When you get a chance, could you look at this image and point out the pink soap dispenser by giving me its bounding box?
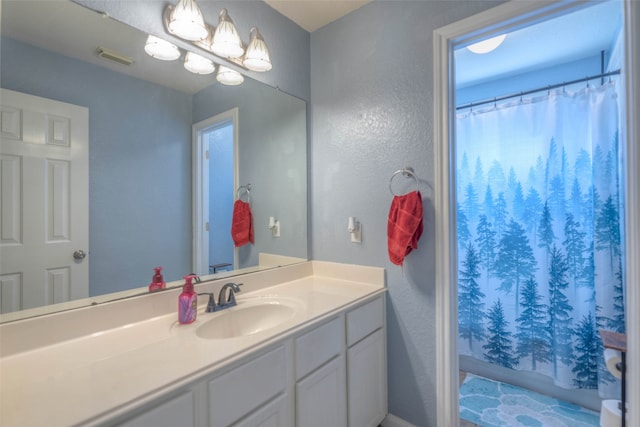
[178,275,198,324]
[148,266,166,292]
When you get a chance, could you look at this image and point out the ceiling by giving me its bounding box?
[264,0,370,32]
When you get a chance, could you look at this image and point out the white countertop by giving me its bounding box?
[0,261,385,427]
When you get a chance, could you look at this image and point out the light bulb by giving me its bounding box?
[211,9,244,58]
[168,0,208,41]
[216,65,244,85]
[243,27,272,72]
[184,52,215,74]
[144,35,180,61]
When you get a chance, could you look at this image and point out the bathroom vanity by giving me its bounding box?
[0,262,386,427]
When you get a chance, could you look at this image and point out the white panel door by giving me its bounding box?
[0,89,88,313]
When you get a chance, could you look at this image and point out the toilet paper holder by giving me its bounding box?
[600,330,627,427]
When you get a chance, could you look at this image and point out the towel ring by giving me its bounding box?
[236,184,251,202]
[389,167,419,196]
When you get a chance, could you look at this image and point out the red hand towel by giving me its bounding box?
[231,200,254,247]
[387,191,423,266]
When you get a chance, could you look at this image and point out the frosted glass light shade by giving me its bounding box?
[216,66,244,85]
[243,27,272,72]
[467,34,506,54]
[184,52,215,74]
[211,9,244,58]
[168,0,208,41]
[144,35,180,61]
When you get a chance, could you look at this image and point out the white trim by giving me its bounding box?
[381,413,418,427]
[622,2,640,427]
[433,1,639,427]
[192,108,239,276]
[433,22,458,427]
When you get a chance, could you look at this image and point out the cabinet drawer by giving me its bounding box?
[208,345,286,426]
[295,316,343,380]
[346,296,383,347]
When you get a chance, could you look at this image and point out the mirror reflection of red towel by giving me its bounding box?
[387,191,423,266]
[231,200,254,247]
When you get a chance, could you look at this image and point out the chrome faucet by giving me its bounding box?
[214,283,243,311]
[198,292,216,313]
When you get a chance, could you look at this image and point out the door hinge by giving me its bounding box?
[205,150,209,160]
[205,222,209,231]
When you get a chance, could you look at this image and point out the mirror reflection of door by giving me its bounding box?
[0,89,89,313]
[208,121,235,274]
[193,108,238,277]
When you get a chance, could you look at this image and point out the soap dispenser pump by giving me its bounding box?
[178,275,198,325]
[148,266,166,292]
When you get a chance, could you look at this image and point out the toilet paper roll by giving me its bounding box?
[600,399,626,427]
[604,348,622,379]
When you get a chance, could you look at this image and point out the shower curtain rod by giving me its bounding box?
[456,69,621,111]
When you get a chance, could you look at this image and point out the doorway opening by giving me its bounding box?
[433,1,639,427]
[193,108,238,277]
[454,2,624,425]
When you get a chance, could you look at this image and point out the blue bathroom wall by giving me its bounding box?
[1,37,193,296]
[310,2,504,426]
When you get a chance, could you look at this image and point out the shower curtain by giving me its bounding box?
[456,81,624,397]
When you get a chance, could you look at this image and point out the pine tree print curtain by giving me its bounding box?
[456,82,624,397]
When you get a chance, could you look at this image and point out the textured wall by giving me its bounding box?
[310,2,502,425]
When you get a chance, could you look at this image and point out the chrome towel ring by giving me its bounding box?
[236,183,251,202]
[389,167,419,196]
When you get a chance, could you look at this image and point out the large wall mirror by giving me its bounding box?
[0,0,307,321]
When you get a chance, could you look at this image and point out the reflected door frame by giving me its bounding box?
[192,108,239,277]
[433,1,640,426]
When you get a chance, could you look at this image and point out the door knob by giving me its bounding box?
[73,250,87,260]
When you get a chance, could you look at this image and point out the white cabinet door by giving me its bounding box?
[347,328,387,427]
[116,390,196,427]
[296,356,346,427]
[234,395,290,427]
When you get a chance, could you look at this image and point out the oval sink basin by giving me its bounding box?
[196,299,299,340]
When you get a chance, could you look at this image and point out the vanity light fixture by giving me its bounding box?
[243,27,272,72]
[216,65,244,85]
[467,34,507,54]
[164,3,273,73]
[144,35,180,61]
[211,9,244,59]
[167,0,208,41]
[184,51,215,74]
